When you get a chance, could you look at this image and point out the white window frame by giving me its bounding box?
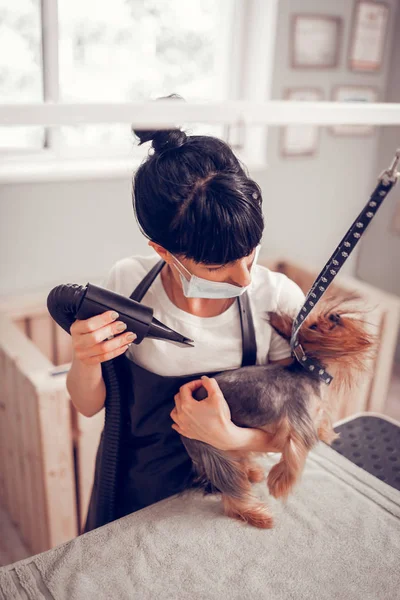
[0,0,278,182]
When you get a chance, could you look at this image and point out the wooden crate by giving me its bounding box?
[0,263,399,554]
[0,289,104,555]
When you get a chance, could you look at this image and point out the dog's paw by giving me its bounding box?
[222,495,274,529]
[267,461,295,500]
[247,464,265,483]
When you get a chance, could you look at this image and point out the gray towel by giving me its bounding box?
[1,442,399,600]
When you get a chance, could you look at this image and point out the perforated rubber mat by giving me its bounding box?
[330,415,400,491]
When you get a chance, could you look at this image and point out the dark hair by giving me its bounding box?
[131,93,264,266]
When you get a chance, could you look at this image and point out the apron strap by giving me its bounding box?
[237,292,257,367]
[130,259,166,302]
[130,258,257,367]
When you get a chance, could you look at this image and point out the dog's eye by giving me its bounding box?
[309,323,318,330]
[329,313,341,324]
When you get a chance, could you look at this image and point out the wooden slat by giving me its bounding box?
[10,358,30,547]
[368,305,400,412]
[1,348,12,515]
[13,318,28,337]
[2,349,21,528]
[0,296,52,321]
[0,345,48,554]
[19,371,48,555]
[76,409,104,532]
[54,323,73,366]
[0,350,7,509]
[37,382,78,547]
[28,313,54,363]
[0,505,30,567]
[0,348,14,516]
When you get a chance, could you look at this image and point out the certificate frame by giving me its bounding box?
[329,85,379,136]
[280,88,324,158]
[290,14,342,69]
[348,1,389,73]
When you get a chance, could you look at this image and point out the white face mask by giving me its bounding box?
[170,245,261,299]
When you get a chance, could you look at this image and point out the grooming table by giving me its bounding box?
[1,413,400,600]
[330,412,400,491]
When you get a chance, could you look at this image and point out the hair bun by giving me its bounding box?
[151,128,187,153]
[132,93,187,153]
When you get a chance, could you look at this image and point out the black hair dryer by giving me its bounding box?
[47,282,194,347]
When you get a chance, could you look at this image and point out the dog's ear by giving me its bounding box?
[265,311,293,340]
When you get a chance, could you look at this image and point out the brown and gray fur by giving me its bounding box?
[179,292,377,529]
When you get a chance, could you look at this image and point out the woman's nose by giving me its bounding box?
[228,259,252,287]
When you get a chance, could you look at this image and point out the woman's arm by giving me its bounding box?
[228,355,293,453]
[227,426,281,454]
[171,359,293,453]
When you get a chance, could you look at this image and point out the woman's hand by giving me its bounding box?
[170,375,238,451]
[70,310,136,366]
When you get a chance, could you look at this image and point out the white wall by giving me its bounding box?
[0,177,149,296]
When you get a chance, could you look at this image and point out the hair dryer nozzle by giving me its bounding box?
[47,282,195,348]
[148,317,194,347]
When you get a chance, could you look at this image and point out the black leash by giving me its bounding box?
[290,149,400,385]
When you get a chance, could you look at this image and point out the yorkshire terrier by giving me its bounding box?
[180,292,377,529]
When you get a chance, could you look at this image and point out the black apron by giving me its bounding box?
[83,259,257,532]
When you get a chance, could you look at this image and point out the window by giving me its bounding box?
[0,0,44,149]
[0,0,276,177]
[1,0,235,156]
[58,0,231,152]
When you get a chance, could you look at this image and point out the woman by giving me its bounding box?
[67,94,306,532]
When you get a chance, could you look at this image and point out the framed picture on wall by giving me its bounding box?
[349,1,389,72]
[290,14,342,69]
[281,88,324,157]
[329,85,379,136]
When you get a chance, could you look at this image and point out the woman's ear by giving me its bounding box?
[148,240,171,263]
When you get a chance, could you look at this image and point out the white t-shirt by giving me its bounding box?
[100,253,306,376]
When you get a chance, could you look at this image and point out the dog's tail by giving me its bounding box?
[182,438,250,499]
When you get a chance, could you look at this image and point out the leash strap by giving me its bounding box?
[290,149,400,385]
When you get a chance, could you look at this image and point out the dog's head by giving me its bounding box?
[266,291,378,391]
